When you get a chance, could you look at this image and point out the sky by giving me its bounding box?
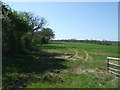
[7,2,118,41]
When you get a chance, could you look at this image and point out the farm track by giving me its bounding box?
[68,49,91,74]
[57,48,106,74]
[67,50,80,60]
[82,50,89,61]
[70,50,107,74]
[44,47,106,74]
[60,48,90,61]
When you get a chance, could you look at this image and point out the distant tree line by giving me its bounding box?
[52,39,115,46]
[2,2,55,56]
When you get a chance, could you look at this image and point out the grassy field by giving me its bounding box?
[3,42,119,88]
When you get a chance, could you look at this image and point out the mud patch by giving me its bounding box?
[53,50,82,60]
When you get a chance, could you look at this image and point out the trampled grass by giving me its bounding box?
[3,41,119,88]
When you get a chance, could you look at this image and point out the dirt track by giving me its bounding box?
[58,49,106,74]
[46,48,106,74]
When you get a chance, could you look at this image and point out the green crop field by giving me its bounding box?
[3,41,119,88]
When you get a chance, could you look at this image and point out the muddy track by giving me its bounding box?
[44,47,89,61]
[59,49,92,74]
[46,48,105,74]
[68,50,80,60]
[80,49,90,61]
[48,49,81,60]
[65,49,90,61]
[60,49,107,74]
[69,50,96,74]
[70,51,107,74]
